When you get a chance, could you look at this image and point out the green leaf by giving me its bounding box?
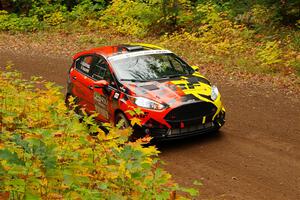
[0,149,24,165]
[8,178,25,192]
[182,187,199,197]
[25,192,40,200]
[125,109,136,116]
[98,182,108,190]
[134,107,143,115]
[193,179,203,186]
[131,172,142,179]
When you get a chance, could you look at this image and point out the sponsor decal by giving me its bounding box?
[94,93,109,119]
[113,92,120,99]
[108,50,172,61]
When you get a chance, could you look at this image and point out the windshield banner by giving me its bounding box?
[108,50,172,61]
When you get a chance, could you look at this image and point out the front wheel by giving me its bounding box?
[115,112,130,129]
[115,112,138,141]
[65,93,81,114]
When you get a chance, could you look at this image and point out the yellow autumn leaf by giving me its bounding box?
[130,117,141,126]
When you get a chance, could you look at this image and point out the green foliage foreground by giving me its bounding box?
[0,68,198,199]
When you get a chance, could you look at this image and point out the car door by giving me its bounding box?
[70,55,97,112]
[91,57,118,122]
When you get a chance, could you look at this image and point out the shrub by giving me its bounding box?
[256,41,283,72]
[0,68,198,199]
[235,4,279,29]
[0,11,40,32]
[68,0,105,24]
[100,0,161,36]
[44,11,65,26]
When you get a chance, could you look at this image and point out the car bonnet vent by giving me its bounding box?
[120,45,145,52]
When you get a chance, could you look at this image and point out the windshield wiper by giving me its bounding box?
[162,74,187,79]
[119,79,146,82]
[166,74,182,78]
[149,74,184,81]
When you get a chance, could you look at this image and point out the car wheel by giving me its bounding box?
[65,93,80,113]
[115,112,138,141]
[115,112,130,129]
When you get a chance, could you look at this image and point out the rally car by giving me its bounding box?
[66,43,225,140]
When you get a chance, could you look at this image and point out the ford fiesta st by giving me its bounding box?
[66,43,225,140]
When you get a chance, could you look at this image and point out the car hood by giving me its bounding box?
[122,73,214,107]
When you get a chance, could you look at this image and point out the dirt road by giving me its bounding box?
[1,50,300,200]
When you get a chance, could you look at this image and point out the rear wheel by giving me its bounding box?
[65,93,76,108]
[65,93,80,113]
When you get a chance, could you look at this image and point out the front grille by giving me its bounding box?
[164,102,217,127]
[149,128,168,137]
[168,122,214,136]
[150,122,217,140]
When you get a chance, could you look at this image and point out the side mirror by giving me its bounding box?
[191,65,199,71]
[94,80,109,89]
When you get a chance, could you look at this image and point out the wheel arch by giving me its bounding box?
[114,109,128,124]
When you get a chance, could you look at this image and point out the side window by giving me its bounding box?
[100,67,117,89]
[103,69,115,86]
[89,57,107,81]
[75,55,93,75]
[75,55,117,87]
[170,57,188,74]
[171,59,182,71]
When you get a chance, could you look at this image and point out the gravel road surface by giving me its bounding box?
[1,50,299,200]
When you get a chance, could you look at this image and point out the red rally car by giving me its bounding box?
[66,43,225,140]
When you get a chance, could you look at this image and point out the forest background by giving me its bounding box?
[0,0,299,78]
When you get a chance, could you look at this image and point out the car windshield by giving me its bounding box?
[109,53,194,82]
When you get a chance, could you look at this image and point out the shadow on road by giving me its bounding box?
[155,131,225,152]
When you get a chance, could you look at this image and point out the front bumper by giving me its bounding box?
[150,122,219,141]
[134,110,225,141]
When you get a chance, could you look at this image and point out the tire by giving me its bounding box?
[115,112,138,141]
[115,112,130,129]
[65,93,80,114]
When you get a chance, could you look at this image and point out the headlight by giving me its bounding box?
[211,85,219,101]
[133,97,165,110]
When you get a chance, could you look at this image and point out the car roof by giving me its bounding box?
[72,43,166,60]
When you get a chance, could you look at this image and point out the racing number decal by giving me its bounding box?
[94,93,109,119]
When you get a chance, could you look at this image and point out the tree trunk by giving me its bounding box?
[171,0,179,26]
